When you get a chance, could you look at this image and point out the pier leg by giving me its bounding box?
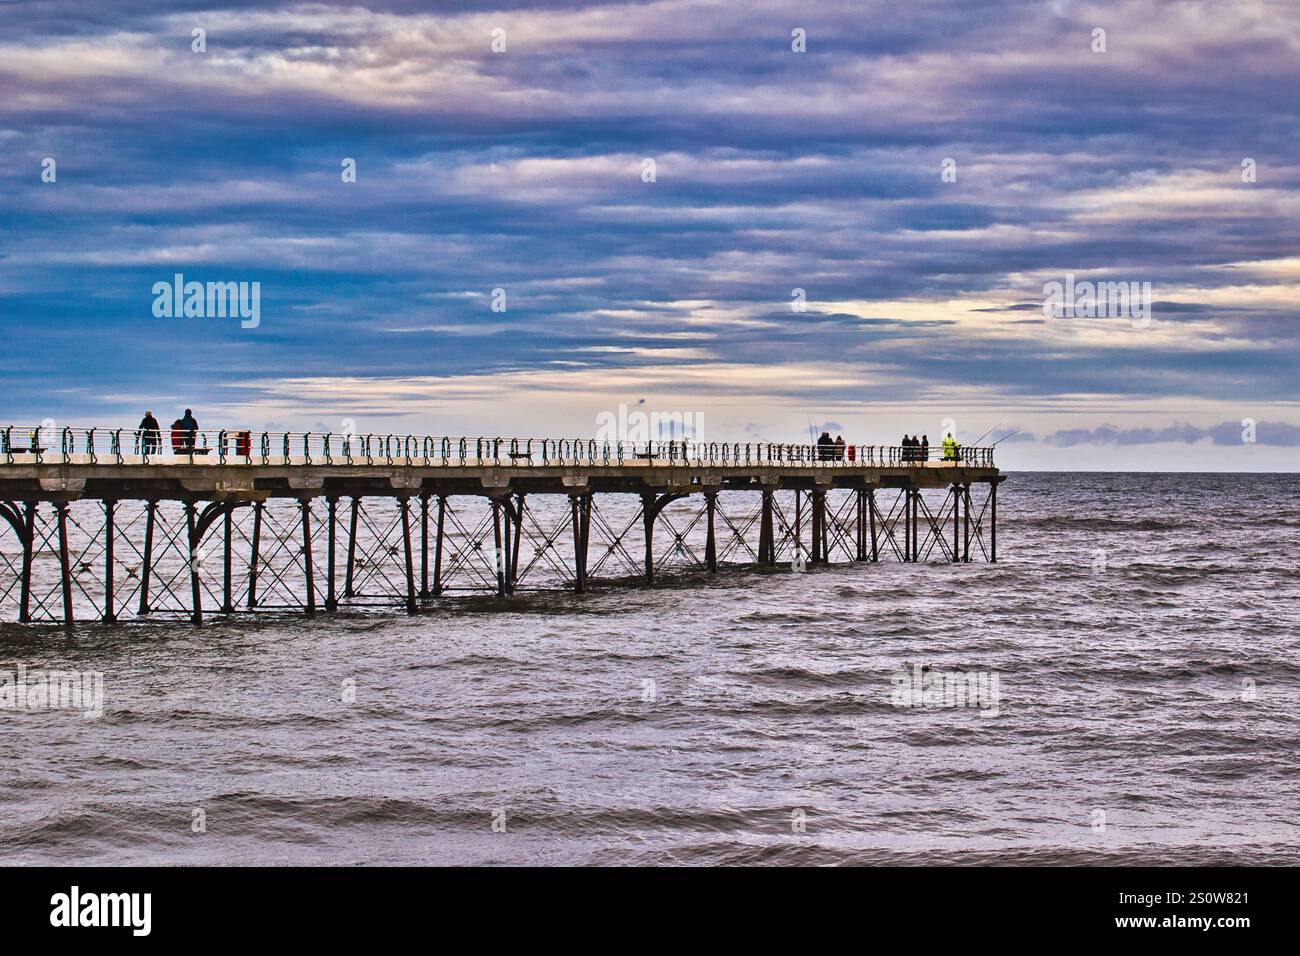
[510,495,525,589]
[759,489,774,565]
[952,484,961,563]
[500,498,513,594]
[868,489,878,562]
[419,493,430,599]
[103,500,116,623]
[820,491,829,563]
[326,497,338,611]
[57,503,73,630]
[810,490,825,564]
[18,501,35,623]
[568,494,592,592]
[990,481,998,563]
[854,489,866,561]
[343,497,360,598]
[491,497,507,597]
[186,501,202,625]
[911,489,920,563]
[794,491,803,564]
[642,494,655,582]
[399,497,416,613]
[704,491,717,573]
[570,495,585,592]
[139,500,156,615]
[580,495,591,582]
[223,505,234,613]
[433,496,446,597]
[903,491,911,563]
[811,492,820,564]
[963,483,972,563]
[248,501,263,609]
[301,499,315,616]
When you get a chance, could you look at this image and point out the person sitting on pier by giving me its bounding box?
[942,432,960,462]
[919,434,929,462]
[138,410,161,455]
[816,431,835,461]
[833,434,846,461]
[179,408,199,452]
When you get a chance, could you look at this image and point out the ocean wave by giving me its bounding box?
[1012,516,1185,531]
[598,841,1300,867]
[738,665,872,687]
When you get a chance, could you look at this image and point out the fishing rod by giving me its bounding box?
[991,428,1021,447]
[968,422,1001,447]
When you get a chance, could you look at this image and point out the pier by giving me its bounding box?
[0,426,1002,626]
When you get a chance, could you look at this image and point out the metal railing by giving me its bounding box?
[0,425,996,469]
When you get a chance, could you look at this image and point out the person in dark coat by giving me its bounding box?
[179,408,199,451]
[900,434,914,462]
[919,434,929,462]
[138,410,161,455]
[817,431,834,461]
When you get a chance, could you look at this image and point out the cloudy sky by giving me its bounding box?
[1,0,1297,470]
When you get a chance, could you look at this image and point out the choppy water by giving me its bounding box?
[2,473,1298,865]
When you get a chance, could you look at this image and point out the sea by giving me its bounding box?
[1,472,1297,865]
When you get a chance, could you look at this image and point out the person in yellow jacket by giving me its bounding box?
[941,433,959,461]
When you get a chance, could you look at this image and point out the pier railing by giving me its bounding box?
[0,426,996,469]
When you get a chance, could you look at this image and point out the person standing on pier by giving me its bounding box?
[817,431,834,461]
[900,434,913,462]
[137,410,161,455]
[942,432,959,461]
[919,435,930,462]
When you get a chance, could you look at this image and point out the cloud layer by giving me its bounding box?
[1043,421,1300,447]
[1,0,1297,468]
